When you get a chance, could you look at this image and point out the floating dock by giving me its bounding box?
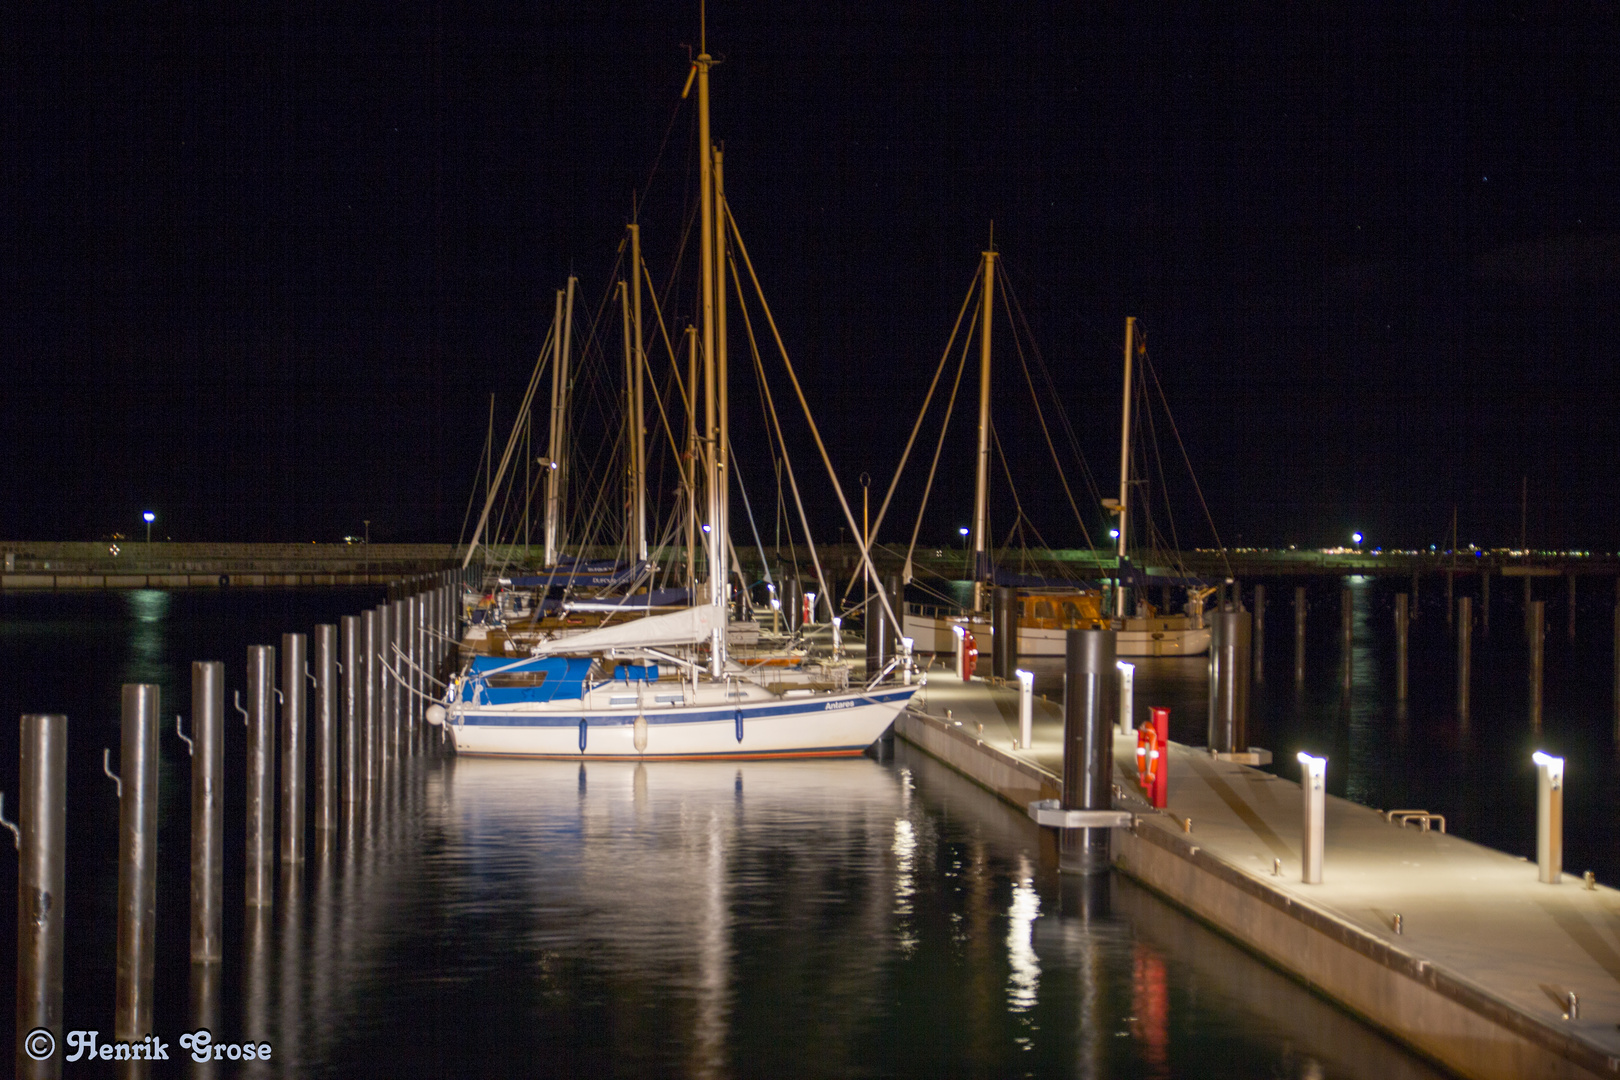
[899,668,1620,1080]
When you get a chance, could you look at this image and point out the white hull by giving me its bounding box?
[448,684,916,759]
[902,613,1210,658]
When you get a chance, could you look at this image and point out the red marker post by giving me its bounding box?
[1149,707,1170,808]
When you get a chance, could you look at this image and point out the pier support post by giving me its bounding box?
[1340,585,1353,689]
[1395,593,1409,702]
[245,646,275,907]
[341,615,361,840]
[1207,608,1251,754]
[280,633,306,866]
[16,713,66,1080]
[1294,586,1307,683]
[991,585,1017,681]
[1252,583,1265,683]
[1016,669,1034,749]
[1530,600,1545,731]
[1613,579,1620,743]
[114,684,159,1044]
[1568,573,1577,643]
[191,663,224,964]
[1060,628,1117,875]
[312,625,337,846]
[1457,596,1472,724]
[1482,569,1491,636]
[1298,752,1326,884]
[1117,661,1135,735]
[1534,751,1564,883]
[375,603,392,771]
[865,580,890,678]
[363,609,379,808]
[390,600,405,762]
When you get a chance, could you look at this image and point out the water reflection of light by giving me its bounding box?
[893,817,917,953]
[1005,855,1040,1012]
[123,589,170,686]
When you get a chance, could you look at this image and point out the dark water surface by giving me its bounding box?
[0,587,1456,1076]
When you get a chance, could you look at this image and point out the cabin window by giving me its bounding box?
[487,672,548,689]
[1033,601,1055,620]
[1062,602,1082,621]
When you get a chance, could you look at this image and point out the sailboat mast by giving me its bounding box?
[543,288,565,566]
[685,324,699,592]
[696,40,726,676]
[557,274,577,556]
[1116,316,1135,618]
[629,222,648,563]
[970,248,996,612]
[715,145,730,622]
[619,278,635,556]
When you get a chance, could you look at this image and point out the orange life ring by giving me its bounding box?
[1136,723,1159,791]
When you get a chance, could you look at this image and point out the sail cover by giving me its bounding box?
[527,603,724,656]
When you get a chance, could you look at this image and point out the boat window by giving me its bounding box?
[487,672,548,689]
[1062,602,1081,621]
[1033,601,1055,620]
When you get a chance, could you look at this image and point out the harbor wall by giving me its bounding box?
[894,704,1614,1080]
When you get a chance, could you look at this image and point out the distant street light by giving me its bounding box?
[1352,532,1363,548]
[143,511,155,543]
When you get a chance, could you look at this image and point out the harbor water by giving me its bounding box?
[0,587,1478,1075]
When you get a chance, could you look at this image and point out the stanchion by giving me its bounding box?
[114,684,159,1043]
[1534,751,1563,883]
[1298,752,1326,884]
[245,646,276,908]
[190,663,224,963]
[15,713,66,1080]
[1016,669,1034,749]
[1060,628,1117,875]
[313,625,337,845]
[280,633,307,866]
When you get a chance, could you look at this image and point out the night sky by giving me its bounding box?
[5,3,1619,551]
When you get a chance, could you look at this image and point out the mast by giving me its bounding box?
[629,222,648,563]
[696,33,726,676]
[1116,316,1136,618]
[714,144,730,624]
[970,246,996,613]
[619,278,635,557]
[557,274,577,557]
[685,324,699,593]
[543,288,565,566]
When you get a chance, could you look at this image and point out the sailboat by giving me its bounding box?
[431,25,918,758]
[898,260,1211,659]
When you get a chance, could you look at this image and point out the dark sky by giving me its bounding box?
[5,3,1620,551]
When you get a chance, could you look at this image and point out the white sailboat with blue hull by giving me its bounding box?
[438,603,916,759]
[435,26,918,758]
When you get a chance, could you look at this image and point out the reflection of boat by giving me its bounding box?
[433,27,915,757]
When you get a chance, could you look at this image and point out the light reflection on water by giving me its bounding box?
[221,747,1442,1078]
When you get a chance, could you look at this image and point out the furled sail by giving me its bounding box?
[527,603,724,656]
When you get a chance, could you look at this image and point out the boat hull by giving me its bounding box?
[448,686,917,760]
[902,613,1211,658]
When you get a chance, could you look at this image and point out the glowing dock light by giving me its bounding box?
[1533,751,1564,883]
[1297,752,1327,883]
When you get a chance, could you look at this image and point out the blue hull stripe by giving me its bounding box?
[459,688,915,729]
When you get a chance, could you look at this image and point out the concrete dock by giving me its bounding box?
[898,666,1620,1080]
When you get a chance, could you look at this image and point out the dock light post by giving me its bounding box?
[1016,668,1034,749]
[1298,752,1326,884]
[1533,751,1564,884]
[959,527,970,577]
[1116,661,1135,734]
[143,511,154,543]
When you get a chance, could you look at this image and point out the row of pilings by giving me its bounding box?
[10,565,479,1078]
